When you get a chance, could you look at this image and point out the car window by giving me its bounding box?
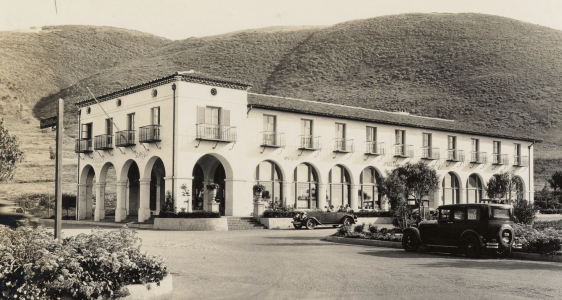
[439,209,450,220]
[491,208,511,219]
[453,209,465,221]
[467,208,479,221]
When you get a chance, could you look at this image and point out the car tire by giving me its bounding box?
[342,217,353,227]
[402,231,420,252]
[462,235,482,258]
[293,224,303,229]
[306,219,316,230]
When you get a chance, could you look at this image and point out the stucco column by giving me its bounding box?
[115,180,127,222]
[459,186,466,204]
[77,184,87,220]
[226,178,248,216]
[350,184,359,211]
[94,183,106,221]
[283,182,293,209]
[317,183,327,210]
[138,179,151,222]
[85,184,93,219]
[155,177,162,214]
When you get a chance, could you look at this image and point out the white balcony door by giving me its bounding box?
[301,119,313,148]
[263,115,276,145]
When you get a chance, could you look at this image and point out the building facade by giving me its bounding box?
[74,72,540,223]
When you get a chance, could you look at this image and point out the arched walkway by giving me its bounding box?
[293,163,319,209]
[467,173,483,203]
[191,154,234,216]
[512,175,525,201]
[327,165,351,209]
[359,167,383,210]
[442,172,461,205]
[78,165,96,220]
[95,162,117,221]
[148,158,166,214]
[254,160,284,207]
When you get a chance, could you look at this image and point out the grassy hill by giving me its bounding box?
[5,13,562,197]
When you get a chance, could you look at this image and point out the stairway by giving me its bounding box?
[227,217,266,230]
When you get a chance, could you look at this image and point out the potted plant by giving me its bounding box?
[253,183,266,203]
[206,181,220,202]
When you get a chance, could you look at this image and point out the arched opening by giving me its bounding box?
[98,162,117,220]
[467,174,483,203]
[192,154,233,216]
[126,161,141,216]
[149,158,166,213]
[213,164,226,215]
[360,167,382,210]
[512,176,525,201]
[192,163,205,211]
[79,165,96,220]
[442,172,460,205]
[327,165,351,209]
[293,163,318,209]
[254,160,283,207]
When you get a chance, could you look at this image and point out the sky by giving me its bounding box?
[1,0,562,40]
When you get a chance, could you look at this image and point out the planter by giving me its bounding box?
[208,189,217,202]
[62,274,172,300]
[259,218,294,229]
[356,217,394,224]
[154,218,227,231]
[325,235,402,248]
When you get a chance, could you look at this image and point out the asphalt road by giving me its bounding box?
[61,226,562,300]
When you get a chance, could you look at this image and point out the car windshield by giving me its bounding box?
[491,208,511,219]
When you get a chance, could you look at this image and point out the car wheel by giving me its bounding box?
[402,231,420,252]
[342,217,353,227]
[306,219,316,230]
[293,224,303,229]
[462,236,482,258]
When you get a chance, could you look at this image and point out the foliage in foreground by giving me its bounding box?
[158,211,220,218]
[513,224,562,256]
[262,208,301,218]
[0,226,168,300]
[334,224,403,242]
[0,119,24,184]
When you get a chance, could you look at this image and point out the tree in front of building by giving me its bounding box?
[0,119,24,184]
[486,172,534,224]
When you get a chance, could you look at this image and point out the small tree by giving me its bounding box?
[548,171,562,194]
[160,191,174,214]
[61,194,76,217]
[485,172,523,203]
[0,120,24,184]
[513,199,535,224]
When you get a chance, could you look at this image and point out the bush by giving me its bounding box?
[0,225,168,300]
[262,209,301,218]
[513,200,536,224]
[533,220,562,231]
[336,225,351,237]
[539,209,562,214]
[391,205,419,229]
[513,224,562,256]
[158,211,220,218]
[354,210,393,218]
[368,224,379,233]
[354,223,366,233]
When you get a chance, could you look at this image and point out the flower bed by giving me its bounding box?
[158,210,220,218]
[0,225,168,300]
[333,223,403,242]
[514,222,562,256]
[262,209,301,218]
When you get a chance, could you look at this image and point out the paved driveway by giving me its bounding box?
[62,226,562,300]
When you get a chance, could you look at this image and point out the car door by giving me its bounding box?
[451,207,467,246]
[437,207,454,245]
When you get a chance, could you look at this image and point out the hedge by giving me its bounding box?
[354,210,393,218]
[513,224,562,256]
[262,210,301,218]
[158,211,220,218]
[539,209,562,214]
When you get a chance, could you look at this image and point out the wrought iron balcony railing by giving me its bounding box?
[139,125,161,143]
[196,124,237,142]
[298,135,321,150]
[261,131,285,147]
[446,149,465,162]
[75,139,93,153]
[115,130,136,147]
[470,151,487,164]
[365,141,385,155]
[394,144,413,158]
[513,156,529,167]
[94,134,113,150]
[333,138,354,153]
[421,147,440,160]
[493,153,509,165]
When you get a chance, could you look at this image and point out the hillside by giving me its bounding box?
[0,26,170,197]
[5,13,562,196]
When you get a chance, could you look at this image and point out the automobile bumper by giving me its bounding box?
[485,242,499,249]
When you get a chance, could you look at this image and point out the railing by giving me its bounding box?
[196,124,237,142]
[394,144,413,157]
[365,141,385,155]
[261,131,285,147]
[74,139,93,153]
[421,147,440,160]
[115,130,136,147]
[470,151,487,164]
[513,155,529,167]
[139,125,161,143]
[94,134,113,150]
[333,138,354,152]
[298,135,321,150]
[493,153,509,165]
[446,149,465,162]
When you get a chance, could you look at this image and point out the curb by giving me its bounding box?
[39,219,154,229]
[511,252,562,263]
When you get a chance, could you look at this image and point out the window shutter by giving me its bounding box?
[222,109,230,126]
[197,106,205,124]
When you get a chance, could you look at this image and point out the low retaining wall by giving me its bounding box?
[122,274,173,300]
[356,217,394,224]
[325,235,403,249]
[260,218,294,229]
[153,218,228,231]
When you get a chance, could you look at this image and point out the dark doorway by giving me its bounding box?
[214,164,226,216]
[192,163,204,211]
[128,162,140,216]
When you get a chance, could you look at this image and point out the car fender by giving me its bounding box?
[497,224,514,247]
[307,217,321,225]
[403,227,422,243]
[460,230,483,246]
[343,216,356,224]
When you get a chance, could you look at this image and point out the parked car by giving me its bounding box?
[0,202,40,229]
[402,203,521,258]
[292,211,357,229]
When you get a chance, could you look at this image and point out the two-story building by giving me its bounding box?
[74,71,541,223]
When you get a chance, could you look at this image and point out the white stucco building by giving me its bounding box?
[74,71,540,222]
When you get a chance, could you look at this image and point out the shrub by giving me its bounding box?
[161,191,174,214]
[354,210,393,218]
[262,208,300,218]
[391,205,419,229]
[158,211,220,218]
[513,224,562,256]
[336,225,352,237]
[368,224,379,233]
[513,200,536,224]
[539,209,562,214]
[0,225,168,300]
[354,223,366,233]
[533,220,562,231]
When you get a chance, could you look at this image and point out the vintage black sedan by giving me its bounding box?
[402,203,521,258]
[293,211,357,229]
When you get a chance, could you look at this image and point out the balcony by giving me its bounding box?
[261,131,285,147]
[365,141,385,155]
[493,154,509,165]
[139,125,161,143]
[75,139,93,153]
[298,135,321,150]
[470,151,487,164]
[333,138,354,153]
[421,147,440,160]
[196,124,237,142]
[394,144,414,158]
[115,130,136,147]
[514,156,529,167]
[446,150,465,162]
[94,134,113,150]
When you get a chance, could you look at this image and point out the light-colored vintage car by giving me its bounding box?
[292,211,357,229]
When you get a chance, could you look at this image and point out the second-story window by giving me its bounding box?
[81,123,92,140]
[127,113,135,131]
[493,141,501,163]
[366,126,376,142]
[422,133,432,158]
[205,107,220,125]
[448,136,457,151]
[151,107,160,125]
[263,115,277,145]
[335,123,346,150]
[514,143,521,165]
[302,119,312,136]
[395,129,406,155]
[105,118,113,135]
